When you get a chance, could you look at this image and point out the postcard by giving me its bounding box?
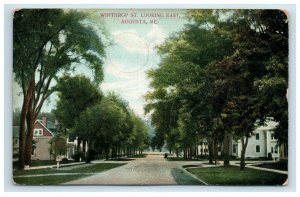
[12,8,288,186]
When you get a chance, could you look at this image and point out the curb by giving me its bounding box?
[181,166,209,185]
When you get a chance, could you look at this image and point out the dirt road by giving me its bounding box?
[65,153,204,185]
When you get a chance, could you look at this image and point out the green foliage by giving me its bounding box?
[145,9,288,163]
[13,9,107,167]
[13,9,105,88]
[72,93,149,158]
[72,151,86,162]
[49,133,67,158]
[54,75,102,129]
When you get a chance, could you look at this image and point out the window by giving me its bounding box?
[233,144,237,154]
[271,133,276,140]
[256,145,260,153]
[274,146,278,154]
[256,133,260,140]
[271,147,274,153]
[34,129,43,136]
[31,146,35,155]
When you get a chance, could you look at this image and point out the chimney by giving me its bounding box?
[42,116,47,127]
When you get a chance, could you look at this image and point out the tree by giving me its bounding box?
[130,114,149,155]
[73,97,127,160]
[54,75,102,131]
[49,133,67,160]
[13,9,106,168]
[145,9,288,169]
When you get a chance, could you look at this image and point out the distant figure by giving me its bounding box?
[164,153,168,158]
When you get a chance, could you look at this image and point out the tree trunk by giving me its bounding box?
[18,96,28,169]
[223,133,230,166]
[105,147,109,160]
[24,95,35,166]
[213,140,218,165]
[111,146,114,159]
[208,141,213,164]
[18,77,35,169]
[196,144,198,160]
[240,137,249,170]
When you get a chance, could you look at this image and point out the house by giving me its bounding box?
[32,117,55,160]
[194,120,280,159]
[66,137,89,160]
[231,120,280,159]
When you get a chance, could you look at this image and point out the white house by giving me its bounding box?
[231,120,280,159]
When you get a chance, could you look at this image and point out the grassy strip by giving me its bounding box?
[254,161,288,171]
[13,160,75,169]
[186,166,287,185]
[73,163,125,173]
[13,174,89,185]
[167,157,200,161]
[127,154,147,158]
[13,163,125,176]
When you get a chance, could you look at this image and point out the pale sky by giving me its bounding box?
[13,9,187,119]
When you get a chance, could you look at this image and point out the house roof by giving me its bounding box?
[36,120,55,136]
[256,120,279,131]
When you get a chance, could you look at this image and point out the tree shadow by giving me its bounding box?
[171,168,204,185]
[105,158,135,161]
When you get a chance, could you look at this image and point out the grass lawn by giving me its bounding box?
[13,160,76,169]
[13,174,89,185]
[127,154,147,158]
[30,159,75,167]
[13,163,126,185]
[254,160,288,171]
[167,157,200,161]
[186,166,287,185]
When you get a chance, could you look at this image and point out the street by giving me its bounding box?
[65,153,204,185]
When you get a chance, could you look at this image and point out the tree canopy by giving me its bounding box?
[145,9,288,169]
[13,9,106,167]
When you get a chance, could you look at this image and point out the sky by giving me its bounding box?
[13,9,188,119]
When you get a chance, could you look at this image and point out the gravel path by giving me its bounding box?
[64,153,205,185]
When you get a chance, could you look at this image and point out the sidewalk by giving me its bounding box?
[24,162,85,170]
[231,161,288,175]
[183,160,288,175]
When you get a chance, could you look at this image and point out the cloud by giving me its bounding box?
[101,62,151,117]
[147,24,168,48]
[104,25,168,118]
[111,25,168,55]
[128,102,146,118]
[111,30,149,54]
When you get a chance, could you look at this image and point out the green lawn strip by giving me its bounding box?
[13,163,126,176]
[13,174,89,185]
[167,157,201,161]
[70,163,125,173]
[253,161,288,171]
[186,166,287,185]
[127,154,147,158]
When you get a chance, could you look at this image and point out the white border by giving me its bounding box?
[1,0,298,195]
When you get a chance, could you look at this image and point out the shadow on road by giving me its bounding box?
[105,158,135,161]
[171,168,203,185]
